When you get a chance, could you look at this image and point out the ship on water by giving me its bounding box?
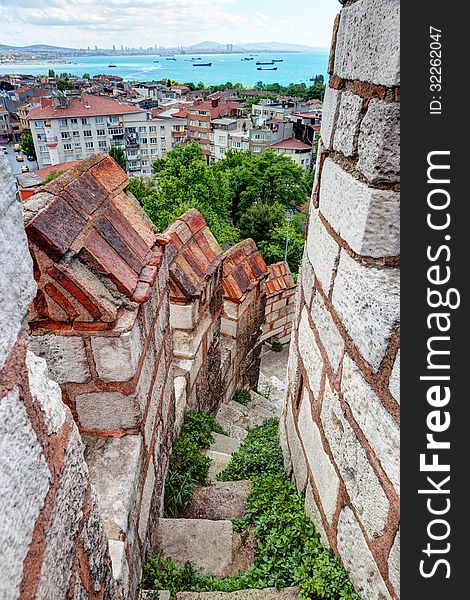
[257,66,278,71]
[256,60,275,65]
[193,62,212,67]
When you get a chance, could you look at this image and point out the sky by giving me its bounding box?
[0,0,340,49]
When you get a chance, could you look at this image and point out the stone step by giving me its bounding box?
[156,519,256,577]
[203,449,232,483]
[210,432,242,455]
[249,390,282,417]
[181,480,252,520]
[176,588,299,599]
[216,401,270,433]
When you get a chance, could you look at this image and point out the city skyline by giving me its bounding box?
[0,0,339,50]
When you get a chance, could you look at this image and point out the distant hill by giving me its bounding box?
[186,41,326,52]
[0,44,76,52]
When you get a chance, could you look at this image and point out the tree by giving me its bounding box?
[83,73,91,79]
[109,146,126,170]
[48,69,55,77]
[21,132,36,160]
[258,211,307,274]
[56,80,73,91]
[238,201,285,246]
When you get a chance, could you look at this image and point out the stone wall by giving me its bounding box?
[261,261,296,346]
[221,239,269,402]
[281,1,400,599]
[0,153,116,599]
[21,155,176,598]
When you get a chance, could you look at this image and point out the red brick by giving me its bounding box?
[94,217,144,273]
[139,265,158,286]
[353,80,386,101]
[80,230,138,297]
[132,281,152,304]
[33,289,49,318]
[61,171,108,215]
[195,232,217,263]
[186,211,206,234]
[89,156,128,194]
[45,283,79,319]
[47,266,102,319]
[105,203,151,261]
[329,75,344,90]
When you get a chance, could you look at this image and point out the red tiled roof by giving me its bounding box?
[271,137,312,150]
[264,261,295,296]
[164,209,223,303]
[35,161,82,181]
[24,154,169,328]
[293,112,321,119]
[222,239,268,303]
[28,94,144,121]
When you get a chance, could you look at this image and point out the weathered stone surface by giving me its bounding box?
[388,529,400,596]
[389,350,400,405]
[321,381,389,538]
[320,86,341,150]
[332,252,400,370]
[304,483,329,547]
[28,334,91,384]
[337,507,392,600]
[285,401,307,491]
[182,481,251,520]
[357,99,400,184]
[320,159,400,257]
[210,432,242,455]
[298,307,323,399]
[26,350,66,435]
[0,154,36,369]
[170,302,195,330]
[76,391,140,430]
[0,387,51,600]
[334,0,400,87]
[174,375,188,434]
[300,253,314,308]
[203,450,232,483]
[156,518,236,576]
[298,391,339,523]
[306,210,340,295]
[332,91,363,156]
[36,427,88,600]
[342,356,400,493]
[216,401,266,432]
[91,324,142,382]
[108,540,129,586]
[177,589,299,599]
[84,435,142,540]
[138,460,156,543]
[310,293,344,374]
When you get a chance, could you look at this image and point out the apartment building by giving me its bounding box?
[0,105,12,141]
[250,98,307,126]
[270,137,313,168]
[28,93,164,176]
[187,99,240,158]
[152,106,189,153]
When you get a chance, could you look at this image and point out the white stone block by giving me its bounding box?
[388,529,400,596]
[170,302,195,330]
[342,355,400,493]
[28,334,91,384]
[298,307,324,399]
[321,380,389,538]
[389,350,400,404]
[307,210,340,296]
[221,316,237,338]
[320,86,341,150]
[108,540,129,586]
[76,391,139,430]
[144,357,166,444]
[300,253,314,308]
[357,99,400,184]
[298,390,339,523]
[332,252,400,370]
[334,0,400,87]
[0,387,51,600]
[91,319,142,382]
[26,350,66,435]
[320,158,400,257]
[332,91,363,156]
[174,376,188,434]
[304,484,329,547]
[285,401,307,491]
[138,460,156,543]
[310,293,344,374]
[337,507,392,600]
[0,154,36,370]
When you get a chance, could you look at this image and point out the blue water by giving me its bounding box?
[4,51,329,86]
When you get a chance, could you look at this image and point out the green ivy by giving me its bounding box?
[233,389,251,406]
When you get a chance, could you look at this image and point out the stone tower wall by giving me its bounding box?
[280,1,400,599]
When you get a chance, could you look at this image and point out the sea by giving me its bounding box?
[2,51,329,86]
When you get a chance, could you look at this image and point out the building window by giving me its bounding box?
[61,131,70,139]
[97,129,106,136]
[83,130,92,137]
[253,146,261,153]
[42,158,51,165]
[98,141,107,149]
[81,118,88,125]
[34,120,45,128]
[37,134,46,141]
[63,143,72,151]
[65,155,76,162]
[141,149,148,155]
[150,137,158,145]
[160,125,165,131]
[139,126,147,133]
[39,145,48,153]
[218,136,225,143]
[85,141,94,149]
[108,116,120,124]
[149,125,156,132]
[59,119,68,127]
[70,118,78,125]
[150,149,157,155]
[190,120,197,126]
[72,131,80,138]
[74,142,81,148]
[95,116,104,124]
[140,137,147,144]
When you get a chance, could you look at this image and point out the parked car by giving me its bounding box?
[16,154,24,162]
[21,165,29,173]
[13,143,21,152]
[27,155,34,161]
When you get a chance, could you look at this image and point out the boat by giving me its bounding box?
[241,57,254,61]
[108,64,117,68]
[257,67,278,71]
[153,60,159,63]
[191,57,202,61]
[165,57,177,61]
[256,61,275,65]
[193,62,212,67]
[272,59,283,62]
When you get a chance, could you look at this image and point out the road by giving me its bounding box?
[1,142,38,177]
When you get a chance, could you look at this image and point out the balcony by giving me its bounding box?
[127,164,141,172]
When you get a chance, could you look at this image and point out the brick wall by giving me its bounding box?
[0,153,116,599]
[221,239,269,401]
[261,261,296,346]
[21,155,176,598]
[281,1,400,599]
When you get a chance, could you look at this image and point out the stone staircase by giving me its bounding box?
[143,392,298,599]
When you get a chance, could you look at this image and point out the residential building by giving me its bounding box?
[270,137,313,168]
[248,119,293,154]
[250,98,307,126]
[187,99,239,158]
[0,104,12,141]
[28,93,157,176]
[209,117,240,161]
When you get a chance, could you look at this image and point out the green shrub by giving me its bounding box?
[233,389,251,405]
[181,411,225,448]
[217,418,284,481]
[271,341,283,352]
